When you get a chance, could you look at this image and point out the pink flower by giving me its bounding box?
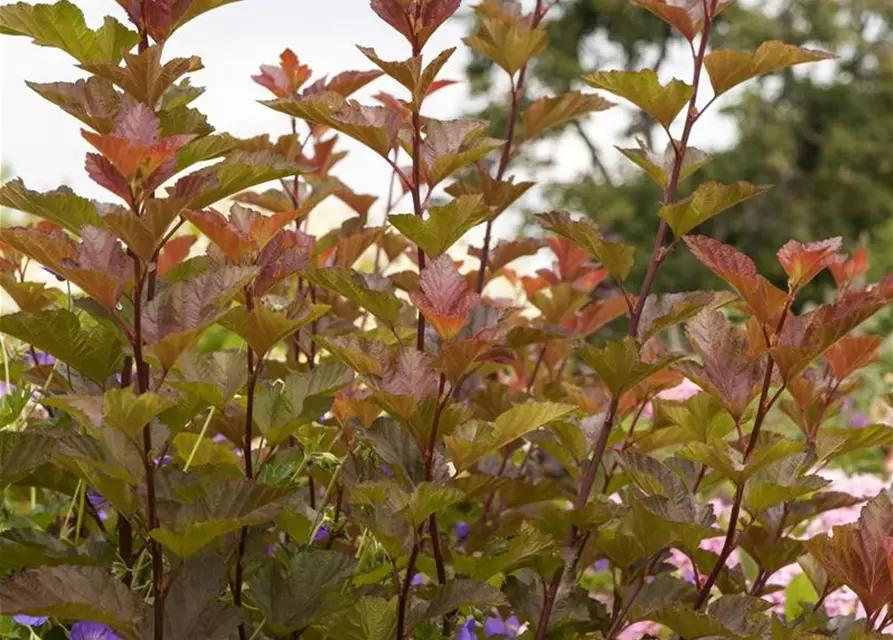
[618,620,663,639]
[643,379,701,418]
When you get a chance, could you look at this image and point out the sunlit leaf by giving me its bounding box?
[523,91,614,139]
[578,337,683,396]
[583,69,692,128]
[0,179,104,234]
[659,181,769,238]
[409,255,480,339]
[389,195,490,258]
[537,211,634,282]
[705,41,836,96]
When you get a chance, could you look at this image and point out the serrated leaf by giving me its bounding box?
[463,12,548,75]
[104,198,184,260]
[254,363,353,445]
[218,303,328,355]
[303,267,402,326]
[578,337,683,396]
[400,482,464,527]
[776,237,842,290]
[0,276,60,312]
[803,492,893,616]
[27,76,122,133]
[172,151,307,210]
[161,551,242,640]
[616,139,709,189]
[0,179,104,234]
[0,309,122,384]
[175,133,238,173]
[685,235,789,330]
[583,69,693,128]
[103,388,174,438]
[263,92,399,157]
[389,194,489,258]
[522,91,614,138]
[652,391,736,442]
[172,432,241,468]
[409,255,480,339]
[0,431,59,487]
[674,309,766,420]
[151,480,294,558]
[0,0,139,63]
[659,181,769,237]
[637,290,737,342]
[705,41,836,96]
[360,46,454,103]
[815,425,893,464]
[0,566,147,632]
[248,548,357,633]
[422,118,503,187]
[0,529,103,570]
[445,402,574,471]
[418,579,507,622]
[537,210,634,282]
[80,45,203,106]
[631,0,706,41]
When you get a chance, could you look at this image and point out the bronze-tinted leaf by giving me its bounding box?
[409,255,480,339]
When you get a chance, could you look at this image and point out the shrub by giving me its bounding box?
[0,0,891,639]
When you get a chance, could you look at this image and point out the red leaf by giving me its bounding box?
[409,255,480,339]
[829,247,869,289]
[252,49,312,98]
[157,234,197,277]
[183,208,253,263]
[426,78,458,96]
[824,334,882,381]
[370,0,413,42]
[684,235,788,330]
[85,153,133,206]
[381,348,439,399]
[322,69,384,98]
[776,236,842,289]
[114,101,160,145]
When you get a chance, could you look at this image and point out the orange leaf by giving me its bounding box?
[776,237,842,289]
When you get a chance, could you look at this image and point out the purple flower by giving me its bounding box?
[458,618,477,640]
[593,559,609,571]
[411,572,427,586]
[71,621,123,640]
[455,521,470,543]
[212,433,227,444]
[265,543,276,557]
[154,455,172,467]
[484,614,520,638]
[87,490,110,521]
[314,524,329,542]
[13,615,49,627]
[30,351,55,366]
[0,381,10,396]
[381,461,394,477]
[849,411,870,428]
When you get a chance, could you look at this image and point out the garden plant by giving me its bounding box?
[0,0,892,639]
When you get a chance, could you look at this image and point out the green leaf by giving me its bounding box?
[218,303,328,355]
[102,388,175,438]
[0,529,103,570]
[0,309,123,384]
[616,139,709,189]
[445,402,575,471]
[583,69,693,128]
[400,482,464,526]
[649,604,739,638]
[659,181,769,237]
[577,337,683,395]
[324,596,396,640]
[815,425,893,464]
[455,523,554,581]
[175,133,238,173]
[172,151,307,210]
[303,268,403,326]
[705,41,836,97]
[150,480,294,559]
[463,13,548,75]
[388,195,490,258]
[417,579,507,622]
[637,290,737,342]
[248,548,357,633]
[537,210,635,282]
[0,0,139,63]
[423,119,504,188]
[0,179,104,234]
[172,433,241,468]
[651,391,736,442]
[784,572,818,621]
[0,566,147,632]
[0,431,58,487]
[678,438,804,485]
[522,91,614,138]
[254,363,354,445]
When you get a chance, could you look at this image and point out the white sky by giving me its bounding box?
[0,0,755,264]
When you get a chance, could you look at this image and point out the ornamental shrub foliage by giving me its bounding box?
[0,0,891,639]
